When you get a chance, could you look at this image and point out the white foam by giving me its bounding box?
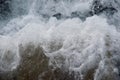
[0,0,120,79]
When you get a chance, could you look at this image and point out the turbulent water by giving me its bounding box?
[0,0,120,80]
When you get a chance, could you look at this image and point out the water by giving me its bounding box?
[0,0,120,80]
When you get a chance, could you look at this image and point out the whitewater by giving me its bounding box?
[0,0,120,80]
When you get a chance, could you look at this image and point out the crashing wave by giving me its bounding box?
[0,0,120,80]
